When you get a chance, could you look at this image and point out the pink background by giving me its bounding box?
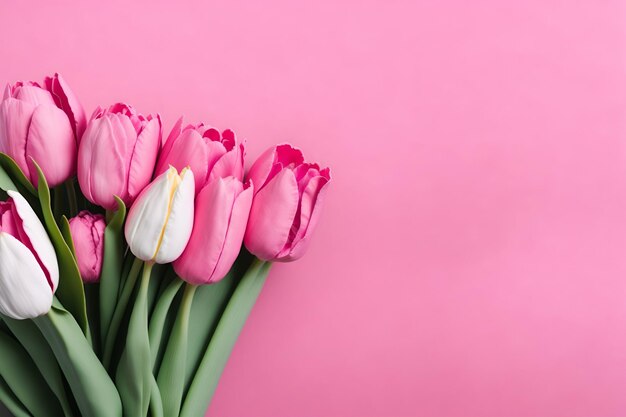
[2,1,626,416]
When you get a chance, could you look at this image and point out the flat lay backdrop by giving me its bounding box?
[2,1,626,416]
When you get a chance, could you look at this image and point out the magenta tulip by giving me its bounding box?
[0,73,86,187]
[77,103,162,210]
[244,144,330,262]
[174,177,253,284]
[155,117,244,193]
[68,211,105,283]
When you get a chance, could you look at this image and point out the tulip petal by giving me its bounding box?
[0,233,52,319]
[160,116,184,158]
[14,85,56,107]
[26,104,76,187]
[78,116,130,209]
[8,191,59,291]
[244,169,299,260]
[211,182,253,282]
[155,129,208,192]
[247,144,304,193]
[45,74,87,140]
[174,177,240,284]
[278,174,329,261]
[126,116,161,202]
[0,98,36,179]
[124,172,171,261]
[154,170,195,263]
[210,142,245,183]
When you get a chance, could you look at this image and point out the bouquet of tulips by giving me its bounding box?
[0,73,330,417]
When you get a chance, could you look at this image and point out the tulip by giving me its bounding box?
[244,144,330,262]
[0,191,58,319]
[77,103,161,210]
[0,73,86,187]
[68,211,105,283]
[125,166,194,264]
[155,118,244,193]
[174,177,253,284]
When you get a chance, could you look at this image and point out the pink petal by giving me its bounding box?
[155,128,209,192]
[126,116,161,202]
[0,98,36,180]
[26,104,76,187]
[247,144,303,194]
[244,169,299,261]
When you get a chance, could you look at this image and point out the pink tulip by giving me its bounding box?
[155,117,244,193]
[77,103,162,210]
[244,144,330,262]
[68,211,105,283]
[0,73,86,187]
[174,177,253,284]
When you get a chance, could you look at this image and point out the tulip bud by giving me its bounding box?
[244,144,330,262]
[77,103,162,210]
[0,73,86,187]
[174,177,253,284]
[68,211,105,283]
[0,191,59,319]
[125,166,194,264]
[155,118,244,193]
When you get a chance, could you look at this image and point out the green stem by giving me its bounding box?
[180,259,271,417]
[116,262,154,417]
[157,284,197,417]
[102,257,143,369]
[65,181,78,217]
[149,278,184,369]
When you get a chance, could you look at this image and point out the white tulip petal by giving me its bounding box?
[154,170,195,263]
[124,172,171,261]
[7,190,59,291]
[0,233,53,319]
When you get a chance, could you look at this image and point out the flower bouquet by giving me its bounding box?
[0,73,330,417]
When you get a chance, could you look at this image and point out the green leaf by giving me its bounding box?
[33,162,88,335]
[34,302,122,417]
[157,284,197,417]
[59,216,76,255]
[0,153,36,195]
[116,262,153,417]
[149,278,183,369]
[0,376,30,417]
[100,197,126,345]
[180,259,271,417]
[0,327,64,417]
[2,317,75,417]
[0,160,18,195]
[183,261,248,397]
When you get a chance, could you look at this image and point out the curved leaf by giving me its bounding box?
[180,259,271,417]
[0,376,30,417]
[0,328,64,417]
[3,317,75,417]
[33,162,88,334]
[0,153,35,195]
[100,197,126,344]
[34,302,122,417]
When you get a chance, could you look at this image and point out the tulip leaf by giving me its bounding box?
[60,215,76,255]
[2,316,76,417]
[33,162,89,335]
[0,327,64,417]
[157,283,197,417]
[0,153,36,195]
[116,262,153,417]
[34,301,122,417]
[149,277,183,369]
[180,259,271,417]
[0,376,30,417]
[182,254,252,397]
[100,196,127,346]
[0,162,17,196]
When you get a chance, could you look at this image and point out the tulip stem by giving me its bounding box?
[102,257,143,369]
[64,181,78,217]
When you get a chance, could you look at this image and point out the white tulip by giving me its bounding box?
[125,166,195,264]
[0,191,58,319]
